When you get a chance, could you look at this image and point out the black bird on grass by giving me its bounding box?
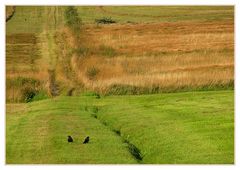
[68,136,73,142]
[83,136,90,144]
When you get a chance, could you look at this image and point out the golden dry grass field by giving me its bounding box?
[6,6,234,99]
[67,20,234,94]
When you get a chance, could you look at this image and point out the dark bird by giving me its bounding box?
[68,136,73,142]
[83,136,90,144]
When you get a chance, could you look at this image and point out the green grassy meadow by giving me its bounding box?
[6,90,234,164]
[6,6,234,34]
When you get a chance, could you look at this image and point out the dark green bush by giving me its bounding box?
[21,86,37,103]
[6,77,43,103]
[86,67,99,80]
[95,17,116,24]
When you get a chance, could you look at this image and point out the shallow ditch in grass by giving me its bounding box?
[88,105,144,163]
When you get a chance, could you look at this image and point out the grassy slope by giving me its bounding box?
[6,97,136,164]
[6,6,234,34]
[96,90,234,164]
[6,90,234,164]
[85,6,233,23]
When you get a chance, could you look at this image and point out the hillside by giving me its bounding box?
[6,90,234,164]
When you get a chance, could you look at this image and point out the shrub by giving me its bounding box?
[86,67,99,80]
[95,17,116,24]
[6,77,42,103]
[21,86,37,103]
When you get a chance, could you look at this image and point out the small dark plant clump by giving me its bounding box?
[6,76,43,102]
[92,106,99,113]
[91,113,97,119]
[21,86,37,103]
[113,129,121,136]
[86,66,100,80]
[91,106,99,118]
[95,17,116,24]
[99,45,117,57]
[95,93,101,99]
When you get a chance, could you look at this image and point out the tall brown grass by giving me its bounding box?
[63,21,234,94]
[6,20,234,99]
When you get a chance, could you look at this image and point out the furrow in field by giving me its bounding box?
[89,105,144,163]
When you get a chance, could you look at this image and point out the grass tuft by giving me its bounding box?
[99,45,117,57]
[86,66,100,80]
[95,17,116,24]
